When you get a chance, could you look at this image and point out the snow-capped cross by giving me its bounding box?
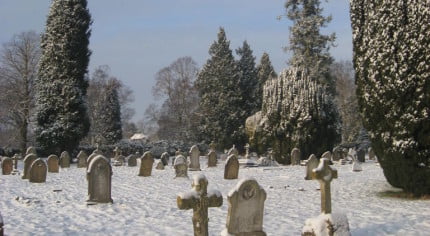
[177,174,223,236]
[312,158,338,214]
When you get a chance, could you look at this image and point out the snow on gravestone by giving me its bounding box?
[160,152,169,166]
[207,150,217,167]
[139,151,154,177]
[29,158,47,183]
[174,155,188,178]
[291,148,301,165]
[188,145,201,171]
[22,154,37,179]
[87,155,113,204]
[224,154,239,180]
[25,146,37,155]
[227,145,239,158]
[177,174,222,236]
[59,151,70,168]
[305,154,319,180]
[1,157,13,175]
[221,178,267,236]
[47,155,59,173]
[77,151,88,168]
[155,161,165,170]
[321,151,332,163]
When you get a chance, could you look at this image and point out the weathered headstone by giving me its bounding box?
[174,155,188,178]
[1,157,13,175]
[207,150,217,167]
[60,151,70,168]
[160,152,169,166]
[26,146,37,155]
[11,154,20,172]
[332,146,343,161]
[222,178,267,236]
[29,158,47,183]
[227,145,239,158]
[47,155,59,173]
[305,154,319,180]
[189,145,201,171]
[368,147,376,160]
[312,158,338,214]
[321,151,332,162]
[155,161,165,170]
[357,148,365,162]
[138,151,154,177]
[22,154,37,179]
[224,154,239,180]
[177,174,223,236]
[291,148,301,165]
[209,141,216,152]
[87,155,113,203]
[127,153,138,167]
[77,151,88,168]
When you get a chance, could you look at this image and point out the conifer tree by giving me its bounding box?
[195,28,244,149]
[35,0,91,154]
[236,41,258,115]
[256,52,277,110]
[351,0,430,195]
[96,80,122,145]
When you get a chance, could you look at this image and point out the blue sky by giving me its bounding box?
[0,0,352,122]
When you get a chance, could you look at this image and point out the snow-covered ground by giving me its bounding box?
[1,157,429,235]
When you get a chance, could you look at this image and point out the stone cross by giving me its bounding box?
[244,143,250,159]
[177,174,223,236]
[311,158,338,214]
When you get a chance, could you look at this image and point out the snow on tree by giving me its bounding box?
[95,79,122,145]
[35,0,91,154]
[350,0,430,195]
[195,28,245,150]
[246,0,340,163]
[256,52,277,111]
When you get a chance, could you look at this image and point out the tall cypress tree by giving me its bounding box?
[35,0,91,154]
[96,80,122,145]
[236,41,258,115]
[195,28,244,149]
[351,0,430,195]
[256,52,277,110]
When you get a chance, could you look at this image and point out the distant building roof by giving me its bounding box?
[130,133,148,140]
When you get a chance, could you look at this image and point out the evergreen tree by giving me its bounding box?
[195,28,244,150]
[351,0,430,195]
[256,52,277,110]
[236,41,259,115]
[285,0,336,94]
[96,79,122,145]
[35,0,91,154]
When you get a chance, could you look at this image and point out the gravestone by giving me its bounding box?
[87,155,113,203]
[227,145,239,157]
[60,151,71,168]
[207,150,217,167]
[77,151,88,168]
[26,146,37,155]
[209,141,216,152]
[29,158,47,183]
[312,158,338,214]
[87,152,101,170]
[224,154,239,180]
[177,174,223,236]
[291,148,301,165]
[174,155,188,178]
[321,151,332,162]
[127,153,138,167]
[305,154,319,180]
[222,178,267,236]
[1,157,13,175]
[11,154,20,173]
[368,147,375,160]
[155,161,165,170]
[160,152,169,166]
[357,148,365,162]
[22,154,37,179]
[189,145,201,171]
[138,151,154,177]
[113,155,126,166]
[352,160,363,172]
[244,143,250,159]
[332,146,343,161]
[47,155,59,173]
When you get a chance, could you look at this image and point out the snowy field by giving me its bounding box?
[1,157,429,235]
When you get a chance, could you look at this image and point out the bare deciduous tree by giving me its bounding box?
[0,31,40,153]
